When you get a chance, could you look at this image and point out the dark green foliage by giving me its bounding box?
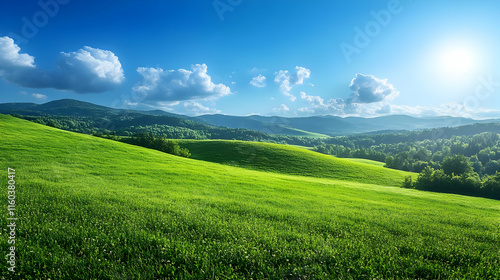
[402,176,414,188]
[482,172,500,199]
[484,160,500,175]
[315,130,500,176]
[441,155,473,176]
[409,166,499,199]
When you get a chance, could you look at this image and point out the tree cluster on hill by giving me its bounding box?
[313,129,500,177]
[120,132,191,158]
[402,155,500,200]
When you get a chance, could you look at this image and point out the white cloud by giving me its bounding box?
[250,74,266,88]
[0,36,35,68]
[274,66,311,102]
[0,37,124,93]
[32,93,47,100]
[296,74,402,117]
[283,92,296,102]
[300,91,328,110]
[295,74,402,117]
[60,47,124,84]
[347,73,399,104]
[291,66,311,85]
[132,64,231,106]
[297,89,500,119]
[183,101,221,115]
[273,104,290,113]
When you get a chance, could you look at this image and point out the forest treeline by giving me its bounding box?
[402,155,500,199]
[314,130,500,176]
[122,132,191,158]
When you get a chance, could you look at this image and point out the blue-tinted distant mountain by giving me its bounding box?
[0,99,184,118]
[194,114,328,137]
[1,99,500,136]
[196,113,500,136]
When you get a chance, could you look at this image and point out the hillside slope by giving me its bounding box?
[177,140,413,187]
[1,114,499,279]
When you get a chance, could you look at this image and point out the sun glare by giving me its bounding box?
[440,48,475,75]
[437,46,478,80]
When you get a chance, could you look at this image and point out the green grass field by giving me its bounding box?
[1,114,499,279]
[343,158,386,167]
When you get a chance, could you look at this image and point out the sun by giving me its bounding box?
[437,46,478,79]
[428,42,483,94]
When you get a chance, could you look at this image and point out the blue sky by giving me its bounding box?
[0,0,499,118]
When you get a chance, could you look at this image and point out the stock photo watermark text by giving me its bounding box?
[340,0,403,63]
[213,0,242,21]
[6,168,17,273]
[8,0,71,44]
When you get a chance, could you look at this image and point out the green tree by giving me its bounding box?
[484,160,500,175]
[441,155,472,176]
[482,172,500,199]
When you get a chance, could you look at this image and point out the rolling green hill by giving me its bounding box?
[177,140,413,187]
[343,158,386,167]
[1,114,499,279]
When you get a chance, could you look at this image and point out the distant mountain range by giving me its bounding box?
[1,99,499,136]
[197,114,500,136]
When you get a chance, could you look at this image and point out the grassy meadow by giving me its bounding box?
[1,114,499,279]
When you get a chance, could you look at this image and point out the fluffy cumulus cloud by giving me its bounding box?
[297,73,399,116]
[183,101,221,115]
[299,91,346,115]
[132,64,231,105]
[0,36,124,93]
[274,66,310,101]
[250,74,266,88]
[0,36,35,68]
[347,73,399,104]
